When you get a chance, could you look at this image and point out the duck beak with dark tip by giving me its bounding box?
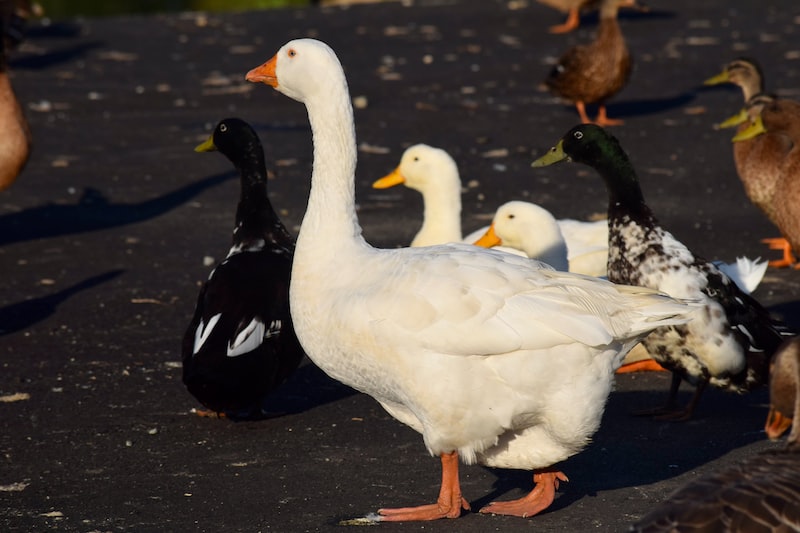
[531,140,570,167]
[246,55,278,87]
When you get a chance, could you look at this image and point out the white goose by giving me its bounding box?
[374,143,609,275]
[246,38,696,522]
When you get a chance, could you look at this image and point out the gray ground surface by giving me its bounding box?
[2,0,800,531]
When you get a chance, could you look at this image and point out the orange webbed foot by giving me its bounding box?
[377,451,469,522]
[377,498,470,521]
[193,408,226,419]
[479,471,568,518]
[616,359,666,373]
[761,237,797,268]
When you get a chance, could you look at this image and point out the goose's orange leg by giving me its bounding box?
[479,470,568,518]
[378,451,469,521]
[761,237,798,268]
[548,8,580,34]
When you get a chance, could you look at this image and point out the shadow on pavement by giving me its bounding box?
[0,171,235,246]
[0,269,125,335]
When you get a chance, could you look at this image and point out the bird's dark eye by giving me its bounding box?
[413,157,419,162]
[574,131,583,140]
[287,48,297,58]
[508,214,515,220]
[220,123,227,133]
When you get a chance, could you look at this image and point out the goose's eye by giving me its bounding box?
[413,157,419,162]
[507,214,515,220]
[287,48,297,58]
[219,123,227,133]
[574,131,583,140]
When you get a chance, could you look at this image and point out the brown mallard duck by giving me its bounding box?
[716,94,787,228]
[730,98,800,268]
[0,1,32,191]
[537,0,646,34]
[544,0,632,126]
[629,337,800,532]
[704,57,764,103]
[706,58,800,267]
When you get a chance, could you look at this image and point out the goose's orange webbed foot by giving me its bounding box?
[479,470,568,518]
[377,451,470,521]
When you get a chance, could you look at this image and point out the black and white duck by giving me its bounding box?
[181,118,304,419]
[629,336,800,532]
[533,124,792,420]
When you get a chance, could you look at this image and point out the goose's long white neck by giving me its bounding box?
[296,84,366,262]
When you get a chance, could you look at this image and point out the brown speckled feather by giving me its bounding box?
[631,449,800,533]
[732,98,795,225]
[631,338,800,533]
[748,100,800,255]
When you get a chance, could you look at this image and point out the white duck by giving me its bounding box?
[246,38,696,522]
[373,143,610,275]
[471,201,569,271]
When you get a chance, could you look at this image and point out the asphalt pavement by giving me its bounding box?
[2,0,800,531]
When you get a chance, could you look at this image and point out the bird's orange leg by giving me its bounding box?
[377,451,469,521]
[548,8,580,34]
[575,101,593,124]
[479,470,568,518]
[594,105,624,126]
[761,237,798,268]
[616,359,666,373]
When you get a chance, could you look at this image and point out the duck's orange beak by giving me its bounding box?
[246,55,278,87]
[765,405,793,440]
[372,167,405,189]
[473,224,502,248]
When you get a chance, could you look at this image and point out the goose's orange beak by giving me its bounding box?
[246,55,278,87]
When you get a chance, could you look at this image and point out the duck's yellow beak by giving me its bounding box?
[531,140,568,167]
[716,108,749,129]
[372,167,405,189]
[246,55,278,87]
[473,224,502,249]
[194,135,217,153]
[703,70,730,86]
[732,116,767,142]
[765,405,793,440]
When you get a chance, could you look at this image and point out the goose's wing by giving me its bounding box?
[354,244,688,357]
